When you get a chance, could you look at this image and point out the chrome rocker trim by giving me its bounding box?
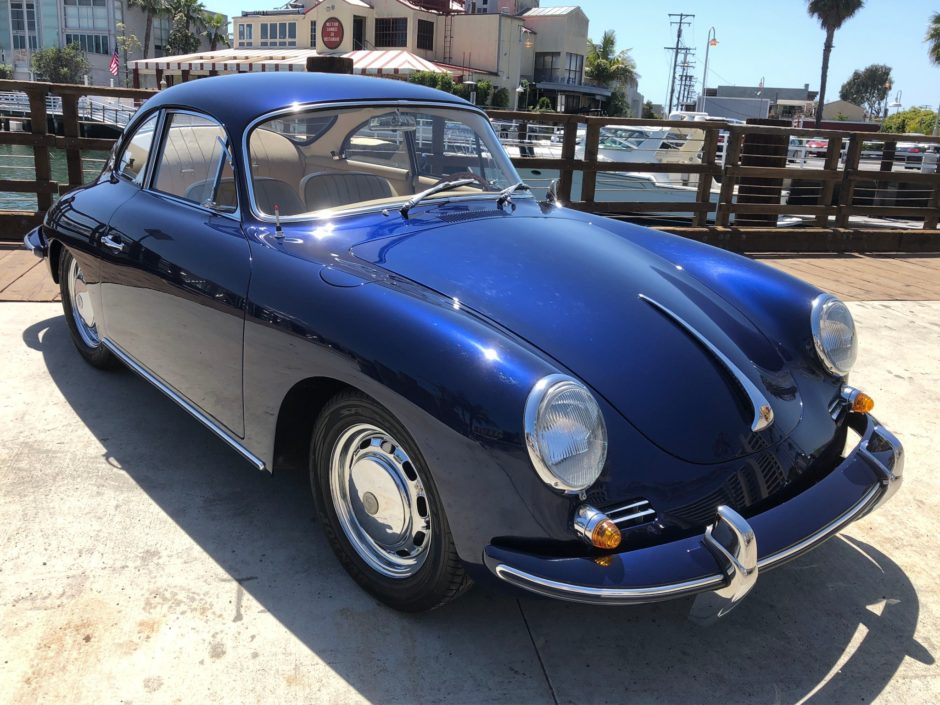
[639,294,774,432]
[103,338,267,472]
[490,414,902,620]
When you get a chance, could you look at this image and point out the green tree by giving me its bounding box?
[128,0,167,60]
[927,12,940,65]
[202,12,228,51]
[882,106,937,135]
[407,70,438,87]
[475,79,492,106]
[165,0,206,55]
[641,100,659,119]
[807,0,865,128]
[606,88,630,117]
[0,64,13,80]
[491,87,509,109]
[838,63,892,118]
[31,44,90,84]
[536,96,553,112]
[585,29,637,87]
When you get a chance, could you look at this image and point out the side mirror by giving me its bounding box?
[546,178,560,204]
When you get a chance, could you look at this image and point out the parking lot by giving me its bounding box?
[1,291,938,704]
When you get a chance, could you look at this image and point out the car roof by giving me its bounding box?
[140,72,472,133]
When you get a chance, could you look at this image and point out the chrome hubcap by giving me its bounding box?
[67,257,99,347]
[330,423,431,579]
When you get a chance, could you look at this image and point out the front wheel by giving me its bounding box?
[311,390,471,611]
[59,248,117,369]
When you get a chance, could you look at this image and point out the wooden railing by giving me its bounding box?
[1,80,938,252]
[0,79,154,238]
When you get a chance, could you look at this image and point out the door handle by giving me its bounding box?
[101,234,125,253]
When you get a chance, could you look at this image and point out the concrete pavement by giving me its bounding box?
[1,300,938,704]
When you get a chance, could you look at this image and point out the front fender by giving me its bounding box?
[241,245,578,565]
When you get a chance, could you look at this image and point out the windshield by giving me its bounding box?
[246,105,523,218]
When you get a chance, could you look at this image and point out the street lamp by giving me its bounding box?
[888,90,902,114]
[515,84,525,111]
[700,27,717,113]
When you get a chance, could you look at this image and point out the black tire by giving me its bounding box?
[59,248,118,370]
[311,390,471,611]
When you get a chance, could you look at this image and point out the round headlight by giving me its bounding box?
[811,294,858,377]
[524,374,608,493]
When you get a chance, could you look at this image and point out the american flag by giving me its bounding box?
[109,46,120,77]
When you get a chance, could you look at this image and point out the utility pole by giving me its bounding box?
[665,12,694,115]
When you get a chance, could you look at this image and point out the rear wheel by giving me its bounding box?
[59,248,117,369]
[311,390,470,611]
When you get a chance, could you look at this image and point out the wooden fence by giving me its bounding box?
[1,79,939,251]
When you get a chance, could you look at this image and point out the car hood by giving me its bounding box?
[350,212,802,464]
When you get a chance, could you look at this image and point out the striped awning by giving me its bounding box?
[130,49,453,76]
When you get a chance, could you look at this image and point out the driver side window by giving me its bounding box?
[116,113,159,185]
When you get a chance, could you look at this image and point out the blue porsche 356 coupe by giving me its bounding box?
[24,73,903,619]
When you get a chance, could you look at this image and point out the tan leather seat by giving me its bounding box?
[302,171,394,211]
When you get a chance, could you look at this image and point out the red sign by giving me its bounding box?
[321,17,344,50]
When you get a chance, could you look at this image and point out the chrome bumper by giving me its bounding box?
[485,413,903,623]
[23,226,47,259]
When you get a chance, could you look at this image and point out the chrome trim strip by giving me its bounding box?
[606,500,649,514]
[494,563,725,605]
[639,294,775,433]
[611,508,656,525]
[102,338,266,472]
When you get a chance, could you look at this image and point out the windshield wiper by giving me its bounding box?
[495,181,530,208]
[400,178,476,219]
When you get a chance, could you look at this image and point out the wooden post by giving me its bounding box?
[132,67,140,88]
[60,94,84,189]
[557,118,578,203]
[716,127,744,226]
[835,133,863,228]
[735,118,789,226]
[880,140,897,172]
[580,120,600,206]
[181,69,190,82]
[815,136,843,226]
[27,87,53,213]
[693,127,719,227]
[924,176,940,230]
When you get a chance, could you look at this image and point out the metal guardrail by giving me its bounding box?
[0,90,138,128]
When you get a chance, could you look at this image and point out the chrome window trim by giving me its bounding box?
[148,108,241,221]
[639,294,775,433]
[240,99,531,224]
[102,338,266,472]
[113,108,163,187]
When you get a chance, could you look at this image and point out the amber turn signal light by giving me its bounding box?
[592,519,622,549]
[851,392,875,414]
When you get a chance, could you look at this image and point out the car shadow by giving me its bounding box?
[23,314,933,705]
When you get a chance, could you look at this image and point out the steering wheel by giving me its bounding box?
[431,171,491,189]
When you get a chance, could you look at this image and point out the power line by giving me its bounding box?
[665,12,694,115]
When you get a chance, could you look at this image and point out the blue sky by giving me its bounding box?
[205,0,940,111]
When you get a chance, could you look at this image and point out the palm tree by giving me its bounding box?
[168,0,207,32]
[807,0,864,128]
[927,12,940,65]
[128,0,166,60]
[202,12,229,51]
[585,30,638,87]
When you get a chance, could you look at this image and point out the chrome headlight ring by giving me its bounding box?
[524,374,608,493]
[811,293,858,377]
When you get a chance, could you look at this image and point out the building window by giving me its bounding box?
[237,23,253,46]
[534,52,560,83]
[375,17,407,48]
[565,53,583,85]
[65,32,110,54]
[416,19,433,51]
[260,21,296,47]
[310,20,316,48]
[64,0,108,31]
[153,17,170,56]
[11,1,38,49]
